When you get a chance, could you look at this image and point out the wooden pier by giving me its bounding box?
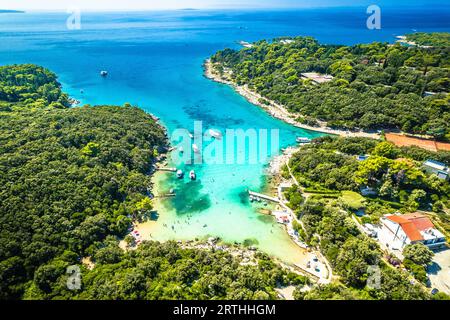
[156,193,176,198]
[248,190,280,203]
[156,167,177,172]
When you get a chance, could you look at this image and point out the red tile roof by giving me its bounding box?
[386,213,435,241]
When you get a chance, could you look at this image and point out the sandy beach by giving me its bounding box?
[204,59,380,139]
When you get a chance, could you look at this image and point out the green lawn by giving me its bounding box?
[340,191,367,210]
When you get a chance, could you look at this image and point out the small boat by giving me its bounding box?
[176,170,184,178]
[100,70,108,77]
[189,170,196,180]
[296,137,311,144]
[209,129,222,139]
[179,146,184,153]
[239,40,253,48]
[189,133,194,139]
[192,144,200,153]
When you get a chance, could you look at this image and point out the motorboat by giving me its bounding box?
[209,129,222,139]
[192,144,200,153]
[296,137,311,144]
[189,170,196,180]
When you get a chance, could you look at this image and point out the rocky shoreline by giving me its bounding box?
[204,59,379,139]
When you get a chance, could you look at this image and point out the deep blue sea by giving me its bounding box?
[1,6,449,262]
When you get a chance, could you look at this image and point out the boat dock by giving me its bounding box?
[156,167,177,172]
[156,193,176,198]
[248,190,280,203]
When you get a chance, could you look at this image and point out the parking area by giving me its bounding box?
[428,248,450,294]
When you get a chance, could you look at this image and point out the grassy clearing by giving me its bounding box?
[340,191,366,210]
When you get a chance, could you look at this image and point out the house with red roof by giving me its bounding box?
[379,213,446,251]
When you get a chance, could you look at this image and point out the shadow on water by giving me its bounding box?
[161,178,211,215]
[238,189,250,205]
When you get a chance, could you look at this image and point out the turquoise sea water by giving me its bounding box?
[1,6,449,263]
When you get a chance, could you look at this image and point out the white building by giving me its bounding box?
[423,160,449,180]
[379,213,446,251]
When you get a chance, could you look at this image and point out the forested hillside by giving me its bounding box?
[406,32,450,47]
[288,136,450,211]
[211,33,450,138]
[0,64,167,298]
[34,240,294,300]
[283,137,450,300]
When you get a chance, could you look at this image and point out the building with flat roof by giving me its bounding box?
[423,159,449,180]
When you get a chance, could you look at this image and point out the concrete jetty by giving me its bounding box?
[248,190,280,203]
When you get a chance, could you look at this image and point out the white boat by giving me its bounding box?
[239,41,253,48]
[209,129,222,139]
[189,170,196,180]
[192,144,200,153]
[176,170,184,178]
[179,146,184,153]
[189,133,194,139]
[296,137,311,144]
[100,70,108,77]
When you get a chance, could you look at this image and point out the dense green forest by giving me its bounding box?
[23,239,299,300]
[406,32,450,47]
[288,136,450,211]
[211,33,450,139]
[285,136,450,229]
[282,136,450,300]
[0,64,168,298]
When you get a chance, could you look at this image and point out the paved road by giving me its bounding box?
[428,248,450,294]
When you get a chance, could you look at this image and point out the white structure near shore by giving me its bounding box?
[378,213,446,252]
[300,72,334,84]
[423,160,449,180]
